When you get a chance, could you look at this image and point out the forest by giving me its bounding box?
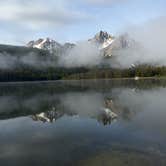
[0,65,166,82]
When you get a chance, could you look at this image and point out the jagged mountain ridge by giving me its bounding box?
[27,38,75,55]
[26,31,137,57]
[27,38,61,50]
[89,31,137,57]
[88,31,115,49]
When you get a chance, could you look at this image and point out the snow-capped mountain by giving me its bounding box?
[27,38,75,55]
[27,38,62,52]
[89,31,115,49]
[89,31,137,57]
[26,31,137,58]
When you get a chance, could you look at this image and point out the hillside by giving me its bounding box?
[0,44,49,56]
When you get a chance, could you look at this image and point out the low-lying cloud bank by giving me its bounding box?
[58,41,102,67]
[0,16,166,69]
[113,16,166,67]
[60,16,166,68]
[0,52,56,70]
[0,43,101,69]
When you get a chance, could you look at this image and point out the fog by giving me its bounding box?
[0,52,56,69]
[58,41,102,67]
[113,16,166,67]
[58,16,166,68]
[0,41,101,69]
[0,16,166,69]
[0,54,18,69]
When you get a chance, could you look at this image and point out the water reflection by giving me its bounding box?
[0,80,165,126]
[31,105,118,126]
[0,80,166,165]
[31,108,64,123]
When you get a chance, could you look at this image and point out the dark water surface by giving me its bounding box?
[0,79,166,166]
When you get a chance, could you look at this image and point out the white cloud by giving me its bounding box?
[0,0,92,44]
[85,0,127,5]
[59,41,102,67]
[111,16,166,67]
[0,0,89,30]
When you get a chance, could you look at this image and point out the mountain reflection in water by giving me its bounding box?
[0,79,166,166]
[31,101,118,126]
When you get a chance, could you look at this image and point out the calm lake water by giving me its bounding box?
[0,79,166,166]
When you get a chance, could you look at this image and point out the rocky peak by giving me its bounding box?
[26,38,62,50]
[95,31,113,43]
[89,31,114,50]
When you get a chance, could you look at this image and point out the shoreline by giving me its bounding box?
[0,76,166,85]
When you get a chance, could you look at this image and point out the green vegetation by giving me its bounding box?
[0,67,89,82]
[0,65,166,82]
[63,65,166,80]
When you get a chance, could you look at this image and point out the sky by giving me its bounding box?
[0,0,166,45]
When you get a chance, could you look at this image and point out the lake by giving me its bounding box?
[0,79,166,166]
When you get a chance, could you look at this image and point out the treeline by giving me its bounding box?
[0,67,88,82]
[0,64,166,82]
[63,65,166,79]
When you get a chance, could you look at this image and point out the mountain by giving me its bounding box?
[89,31,115,49]
[26,31,115,55]
[89,31,137,57]
[27,38,62,53]
[103,33,138,57]
[0,44,49,57]
[27,38,75,55]
[63,42,75,50]
[26,31,137,58]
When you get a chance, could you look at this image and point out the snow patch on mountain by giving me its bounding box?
[101,38,115,49]
[27,38,62,51]
[89,31,115,49]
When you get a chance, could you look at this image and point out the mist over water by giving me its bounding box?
[0,80,166,165]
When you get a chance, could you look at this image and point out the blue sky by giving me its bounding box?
[0,0,165,45]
